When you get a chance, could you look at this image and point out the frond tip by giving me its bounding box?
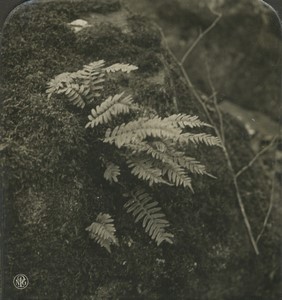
[124,189,174,246]
[86,213,118,253]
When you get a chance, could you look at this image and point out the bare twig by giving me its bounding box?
[235,136,277,178]
[180,13,222,65]
[256,168,276,243]
[157,22,260,255]
[206,62,225,145]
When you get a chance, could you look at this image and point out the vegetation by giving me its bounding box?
[46,60,220,249]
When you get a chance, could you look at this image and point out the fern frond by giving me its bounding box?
[173,156,207,175]
[85,93,139,128]
[104,162,120,183]
[164,114,212,128]
[124,189,174,246]
[86,213,118,253]
[104,63,138,74]
[127,158,169,186]
[162,163,193,192]
[123,142,198,190]
[46,72,75,98]
[103,117,182,148]
[63,83,90,108]
[80,60,106,78]
[78,61,106,98]
[179,133,221,146]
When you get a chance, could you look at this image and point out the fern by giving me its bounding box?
[104,63,138,74]
[46,72,75,97]
[173,156,207,175]
[162,163,193,191]
[104,162,120,183]
[47,60,220,251]
[164,113,212,128]
[85,92,139,128]
[127,158,169,186]
[86,213,118,253]
[46,60,138,108]
[124,189,174,246]
[103,117,182,148]
[76,61,105,97]
[47,73,90,108]
[62,83,91,108]
[179,133,221,146]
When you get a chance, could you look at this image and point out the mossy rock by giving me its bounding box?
[1,1,280,299]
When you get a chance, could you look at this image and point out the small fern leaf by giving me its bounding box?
[82,60,106,77]
[179,133,221,146]
[104,63,138,74]
[46,72,75,98]
[162,163,193,192]
[86,213,118,253]
[104,162,120,183]
[86,93,139,128]
[63,83,86,108]
[103,117,182,148]
[127,158,169,186]
[163,114,212,128]
[77,60,106,98]
[124,189,174,246]
[174,156,207,175]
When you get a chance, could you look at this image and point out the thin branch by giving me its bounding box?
[158,19,260,255]
[256,168,276,243]
[235,136,277,178]
[205,61,225,145]
[180,13,222,65]
[186,69,260,255]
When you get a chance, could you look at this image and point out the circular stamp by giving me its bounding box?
[13,274,29,290]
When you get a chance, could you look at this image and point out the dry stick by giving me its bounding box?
[205,62,225,145]
[185,67,260,255]
[235,136,277,178]
[256,169,276,243]
[158,21,260,255]
[180,13,222,65]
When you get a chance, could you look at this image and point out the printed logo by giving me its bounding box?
[13,274,29,289]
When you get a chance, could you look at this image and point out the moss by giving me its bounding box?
[127,15,162,50]
[136,51,163,75]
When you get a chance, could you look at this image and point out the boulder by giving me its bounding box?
[1,0,280,299]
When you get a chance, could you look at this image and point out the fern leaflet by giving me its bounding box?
[77,61,105,97]
[179,133,221,146]
[124,189,174,246]
[104,63,138,74]
[127,158,169,186]
[164,114,211,128]
[85,213,118,253]
[85,92,139,128]
[104,162,120,183]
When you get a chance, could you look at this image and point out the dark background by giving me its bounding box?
[0,0,281,30]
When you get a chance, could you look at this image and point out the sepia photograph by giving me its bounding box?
[0,0,281,299]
